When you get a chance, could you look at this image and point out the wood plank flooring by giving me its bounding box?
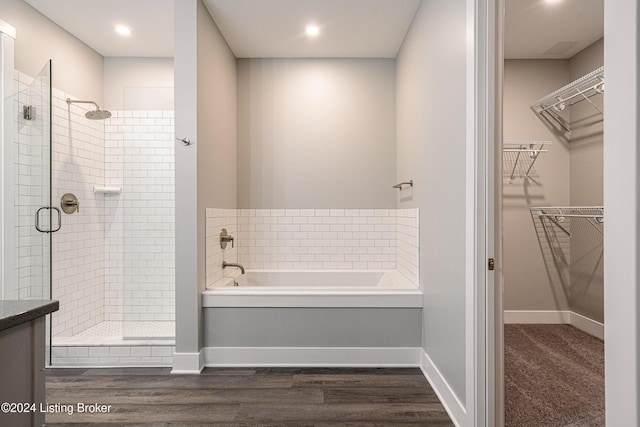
[45,367,453,426]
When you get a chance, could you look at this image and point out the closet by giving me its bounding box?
[502,1,604,426]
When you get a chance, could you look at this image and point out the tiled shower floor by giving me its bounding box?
[75,321,175,339]
[53,321,175,345]
[51,321,175,366]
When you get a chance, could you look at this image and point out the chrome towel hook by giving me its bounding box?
[392,180,413,189]
[176,136,192,146]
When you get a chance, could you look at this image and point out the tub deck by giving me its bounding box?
[202,270,422,308]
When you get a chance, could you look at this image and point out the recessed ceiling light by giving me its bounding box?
[306,25,320,37]
[115,25,131,36]
[544,0,562,4]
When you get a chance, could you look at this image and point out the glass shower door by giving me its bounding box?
[5,60,54,362]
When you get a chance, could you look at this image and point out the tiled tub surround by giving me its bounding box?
[202,209,421,367]
[206,208,419,286]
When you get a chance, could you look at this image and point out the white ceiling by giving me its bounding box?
[505,0,604,59]
[24,0,604,60]
[25,0,174,57]
[203,0,421,58]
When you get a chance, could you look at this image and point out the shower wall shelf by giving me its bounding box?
[93,186,122,195]
[530,66,604,134]
[531,206,604,237]
[503,140,551,183]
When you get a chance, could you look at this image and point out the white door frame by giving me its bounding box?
[468,0,500,425]
[487,0,640,425]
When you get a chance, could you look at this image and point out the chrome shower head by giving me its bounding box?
[66,98,112,120]
[85,109,111,120]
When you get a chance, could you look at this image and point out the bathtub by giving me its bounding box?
[202,269,421,308]
[202,270,422,365]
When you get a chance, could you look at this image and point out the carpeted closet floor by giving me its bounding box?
[504,324,604,427]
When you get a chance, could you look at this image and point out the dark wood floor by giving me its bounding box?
[45,367,453,426]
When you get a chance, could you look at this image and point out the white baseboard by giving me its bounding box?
[503,310,571,324]
[570,312,604,339]
[171,350,204,374]
[419,350,464,427]
[504,310,604,339]
[203,347,421,367]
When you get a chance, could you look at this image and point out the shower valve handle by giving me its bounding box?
[61,193,80,214]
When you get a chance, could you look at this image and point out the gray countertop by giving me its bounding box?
[0,300,59,332]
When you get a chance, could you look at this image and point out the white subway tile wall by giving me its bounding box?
[104,111,175,324]
[396,209,420,285]
[205,209,419,286]
[51,84,107,337]
[205,209,238,287]
[51,345,174,366]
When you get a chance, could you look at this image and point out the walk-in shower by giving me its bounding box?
[3,59,176,366]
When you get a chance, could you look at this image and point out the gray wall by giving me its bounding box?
[196,0,237,345]
[237,58,396,209]
[568,39,604,322]
[174,0,200,356]
[204,308,422,347]
[395,0,468,405]
[174,0,237,357]
[503,60,571,312]
[103,57,174,111]
[0,0,103,103]
[503,39,604,323]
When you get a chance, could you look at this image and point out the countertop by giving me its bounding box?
[0,300,59,332]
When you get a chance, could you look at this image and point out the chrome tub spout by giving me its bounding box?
[222,261,245,274]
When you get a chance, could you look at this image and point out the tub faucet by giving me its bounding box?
[222,261,245,274]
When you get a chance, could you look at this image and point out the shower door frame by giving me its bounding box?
[0,20,16,300]
[0,26,55,364]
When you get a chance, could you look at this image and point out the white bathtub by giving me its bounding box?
[202,270,421,308]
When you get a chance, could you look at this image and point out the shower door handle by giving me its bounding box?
[35,207,62,233]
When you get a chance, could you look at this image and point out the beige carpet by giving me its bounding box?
[505,324,604,427]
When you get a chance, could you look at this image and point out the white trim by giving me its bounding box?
[0,30,15,300]
[420,350,465,427]
[503,310,571,324]
[503,310,604,339]
[202,292,423,308]
[570,312,604,340]
[604,1,640,424]
[203,347,421,367]
[468,0,497,424]
[171,350,204,374]
[0,19,16,39]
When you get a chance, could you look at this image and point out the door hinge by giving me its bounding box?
[488,258,495,271]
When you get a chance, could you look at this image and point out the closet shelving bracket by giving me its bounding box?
[503,141,551,183]
[531,206,604,237]
[530,66,604,134]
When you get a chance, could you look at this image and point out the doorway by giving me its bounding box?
[501,0,605,425]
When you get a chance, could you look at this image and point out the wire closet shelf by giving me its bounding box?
[531,206,604,237]
[530,66,604,134]
[503,140,551,183]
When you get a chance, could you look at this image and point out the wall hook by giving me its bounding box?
[176,137,192,146]
[392,180,413,189]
